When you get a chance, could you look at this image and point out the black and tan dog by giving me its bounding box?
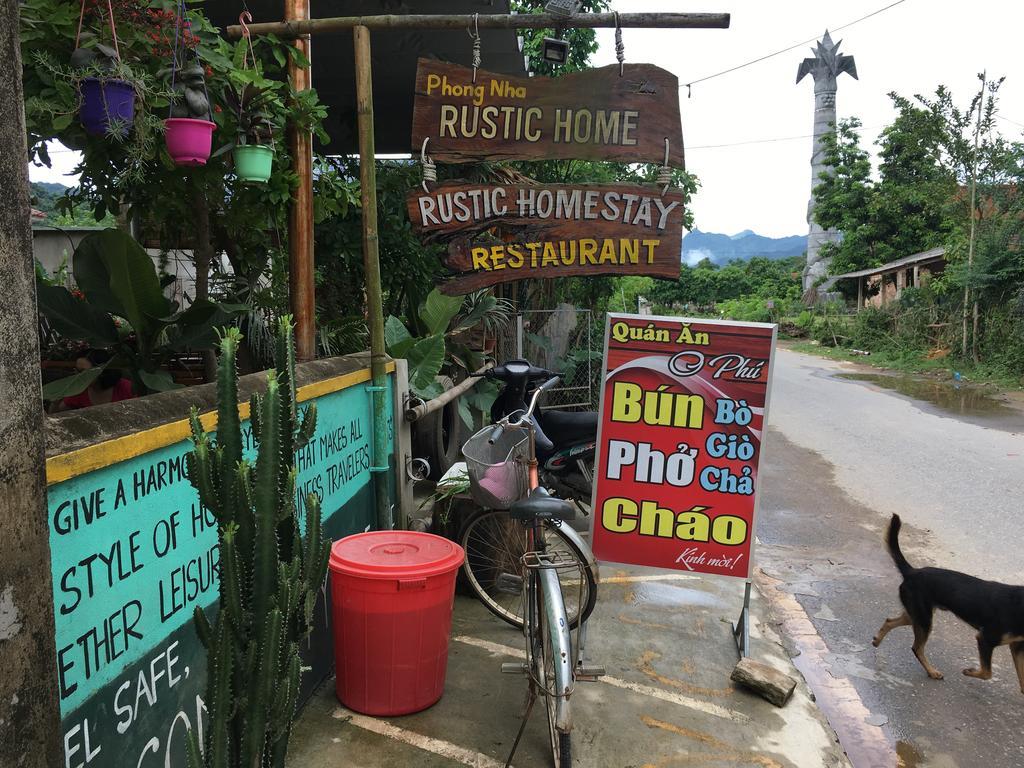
[873,514,1024,691]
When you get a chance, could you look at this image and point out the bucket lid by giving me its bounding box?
[330,531,464,580]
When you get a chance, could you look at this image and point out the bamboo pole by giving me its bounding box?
[354,25,391,530]
[286,0,316,361]
[405,364,492,423]
[227,11,730,39]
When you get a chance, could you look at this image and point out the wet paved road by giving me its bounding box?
[758,348,1024,768]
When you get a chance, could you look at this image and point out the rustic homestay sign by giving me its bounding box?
[411,58,684,166]
[407,181,685,294]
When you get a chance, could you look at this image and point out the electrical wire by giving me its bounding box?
[687,124,885,151]
[682,0,908,94]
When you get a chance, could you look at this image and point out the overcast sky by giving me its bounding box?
[31,0,1024,240]
[591,0,1024,238]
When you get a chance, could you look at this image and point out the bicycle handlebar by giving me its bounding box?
[486,424,505,445]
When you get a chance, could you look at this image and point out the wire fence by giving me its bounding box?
[493,307,604,411]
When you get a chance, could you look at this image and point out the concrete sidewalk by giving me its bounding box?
[287,559,848,768]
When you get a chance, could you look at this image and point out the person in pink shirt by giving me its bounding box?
[55,349,135,410]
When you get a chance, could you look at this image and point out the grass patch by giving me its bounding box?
[786,341,1024,390]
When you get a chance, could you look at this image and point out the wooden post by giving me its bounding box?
[226,12,731,39]
[857,277,864,310]
[0,2,62,763]
[286,0,316,361]
[354,25,391,530]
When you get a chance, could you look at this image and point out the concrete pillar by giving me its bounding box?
[0,4,62,765]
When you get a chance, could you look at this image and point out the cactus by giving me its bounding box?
[185,318,327,768]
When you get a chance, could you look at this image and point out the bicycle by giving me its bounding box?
[459,362,599,631]
[462,374,604,767]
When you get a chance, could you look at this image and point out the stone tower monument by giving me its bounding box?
[797,31,857,295]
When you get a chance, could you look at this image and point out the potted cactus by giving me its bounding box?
[185,320,328,767]
[222,83,276,183]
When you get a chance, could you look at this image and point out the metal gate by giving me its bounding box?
[493,306,603,411]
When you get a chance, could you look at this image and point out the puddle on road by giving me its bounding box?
[835,372,1024,429]
[630,582,724,609]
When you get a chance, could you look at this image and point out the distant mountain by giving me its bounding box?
[683,228,807,266]
[31,181,70,216]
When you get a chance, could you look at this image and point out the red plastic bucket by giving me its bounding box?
[329,531,465,716]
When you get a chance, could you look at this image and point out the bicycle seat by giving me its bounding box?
[539,410,598,448]
[509,487,575,523]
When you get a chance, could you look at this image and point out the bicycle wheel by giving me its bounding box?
[539,606,572,768]
[459,510,597,629]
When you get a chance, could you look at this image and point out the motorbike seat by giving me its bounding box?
[539,410,599,449]
[509,487,575,523]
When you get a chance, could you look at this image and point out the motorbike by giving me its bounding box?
[485,359,598,511]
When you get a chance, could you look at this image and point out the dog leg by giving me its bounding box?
[1009,641,1024,693]
[963,633,995,680]
[873,611,911,647]
[912,624,943,680]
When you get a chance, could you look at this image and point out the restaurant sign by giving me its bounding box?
[590,314,777,580]
[407,181,685,294]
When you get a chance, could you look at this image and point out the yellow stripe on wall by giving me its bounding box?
[46,363,394,486]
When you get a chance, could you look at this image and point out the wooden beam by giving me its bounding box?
[286,0,316,360]
[227,11,730,39]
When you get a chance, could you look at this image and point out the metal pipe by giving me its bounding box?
[285,0,315,361]
[227,12,730,39]
[405,364,492,423]
[354,25,391,530]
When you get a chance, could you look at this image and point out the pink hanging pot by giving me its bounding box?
[163,1,215,166]
[164,117,215,166]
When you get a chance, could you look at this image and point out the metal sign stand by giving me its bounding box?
[732,581,752,658]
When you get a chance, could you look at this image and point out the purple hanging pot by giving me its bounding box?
[79,77,136,137]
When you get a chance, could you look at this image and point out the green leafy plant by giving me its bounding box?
[385,288,511,425]
[36,228,243,397]
[185,320,328,768]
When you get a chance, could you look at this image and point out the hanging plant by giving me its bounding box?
[71,0,136,137]
[163,0,215,166]
[221,82,277,183]
[212,13,277,184]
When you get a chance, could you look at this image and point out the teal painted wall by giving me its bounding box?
[48,378,394,768]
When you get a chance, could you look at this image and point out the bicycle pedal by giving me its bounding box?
[501,662,529,675]
[575,664,606,681]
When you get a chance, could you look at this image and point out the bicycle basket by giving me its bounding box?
[462,423,530,509]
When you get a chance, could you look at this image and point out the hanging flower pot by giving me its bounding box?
[233,144,274,183]
[79,77,135,137]
[164,117,216,166]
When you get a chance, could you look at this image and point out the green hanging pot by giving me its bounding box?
[233,144,274,183]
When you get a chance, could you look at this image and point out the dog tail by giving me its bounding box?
[886,514,913,576]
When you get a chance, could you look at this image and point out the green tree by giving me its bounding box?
[511,0,610,76]
[813,110,953,276]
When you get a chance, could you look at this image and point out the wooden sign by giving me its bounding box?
[590,314,777,579]
[407,181,685,294]
[411,58,684,167]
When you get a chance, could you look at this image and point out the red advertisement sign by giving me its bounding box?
[590,314,777,579]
